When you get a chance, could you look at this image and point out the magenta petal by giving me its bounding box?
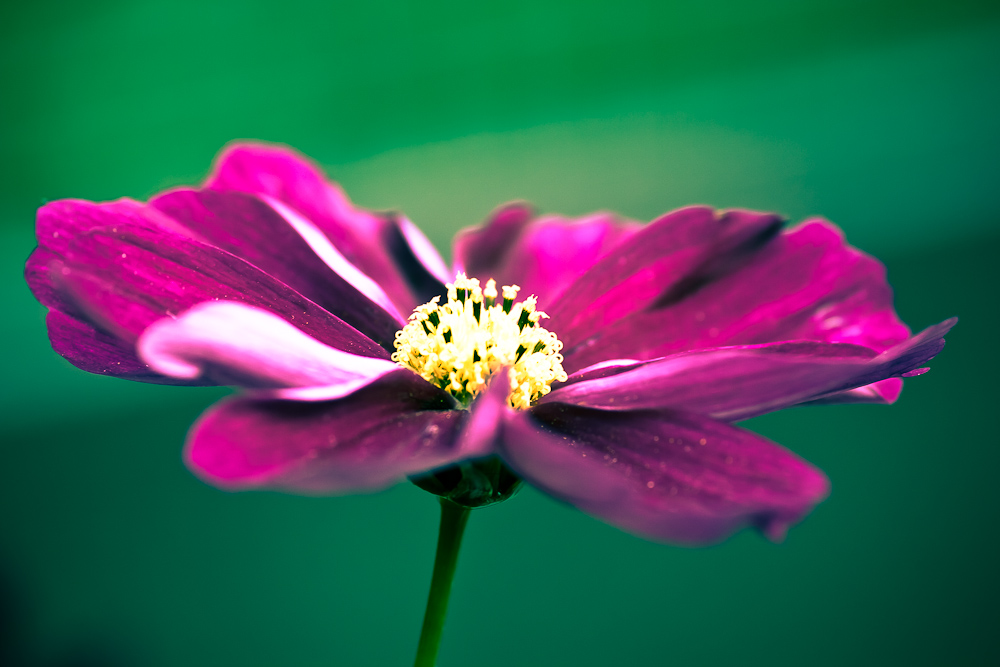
[562,219,909,371]
[138,302,399,389]
[27,199,180,319]
[205,142,447,312]
[453,203,641,308]
[44,310,199,384]
[453,202,534,276]
[550,207,783,368]
[26,247,83,318]
[186,371,473,494]
[28,236,179,384]
[43,201,386,361]
[26,200,212,382]
[151,189,403,346]
[499,404,830,545]
[455,372,513,456]
[546,319,954,421]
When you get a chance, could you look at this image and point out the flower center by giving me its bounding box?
[392,273,568,410]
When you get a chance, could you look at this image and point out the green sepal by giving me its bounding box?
[410,457,522,508]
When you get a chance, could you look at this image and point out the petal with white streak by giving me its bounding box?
[138,301,398,389]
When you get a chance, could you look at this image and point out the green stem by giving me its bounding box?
[413,499,470,667]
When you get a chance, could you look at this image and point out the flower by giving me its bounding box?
[25,142,954,546]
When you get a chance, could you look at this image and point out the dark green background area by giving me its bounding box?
[1,1,997,665]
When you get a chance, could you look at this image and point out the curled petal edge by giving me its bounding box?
[545,319,955,421]
[138,301,398,390]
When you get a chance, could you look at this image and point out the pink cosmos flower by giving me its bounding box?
[25,142,954,546]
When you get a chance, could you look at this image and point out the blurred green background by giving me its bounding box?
[2,1,997,665]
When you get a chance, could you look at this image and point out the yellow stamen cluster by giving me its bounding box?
[392,273,568,410]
